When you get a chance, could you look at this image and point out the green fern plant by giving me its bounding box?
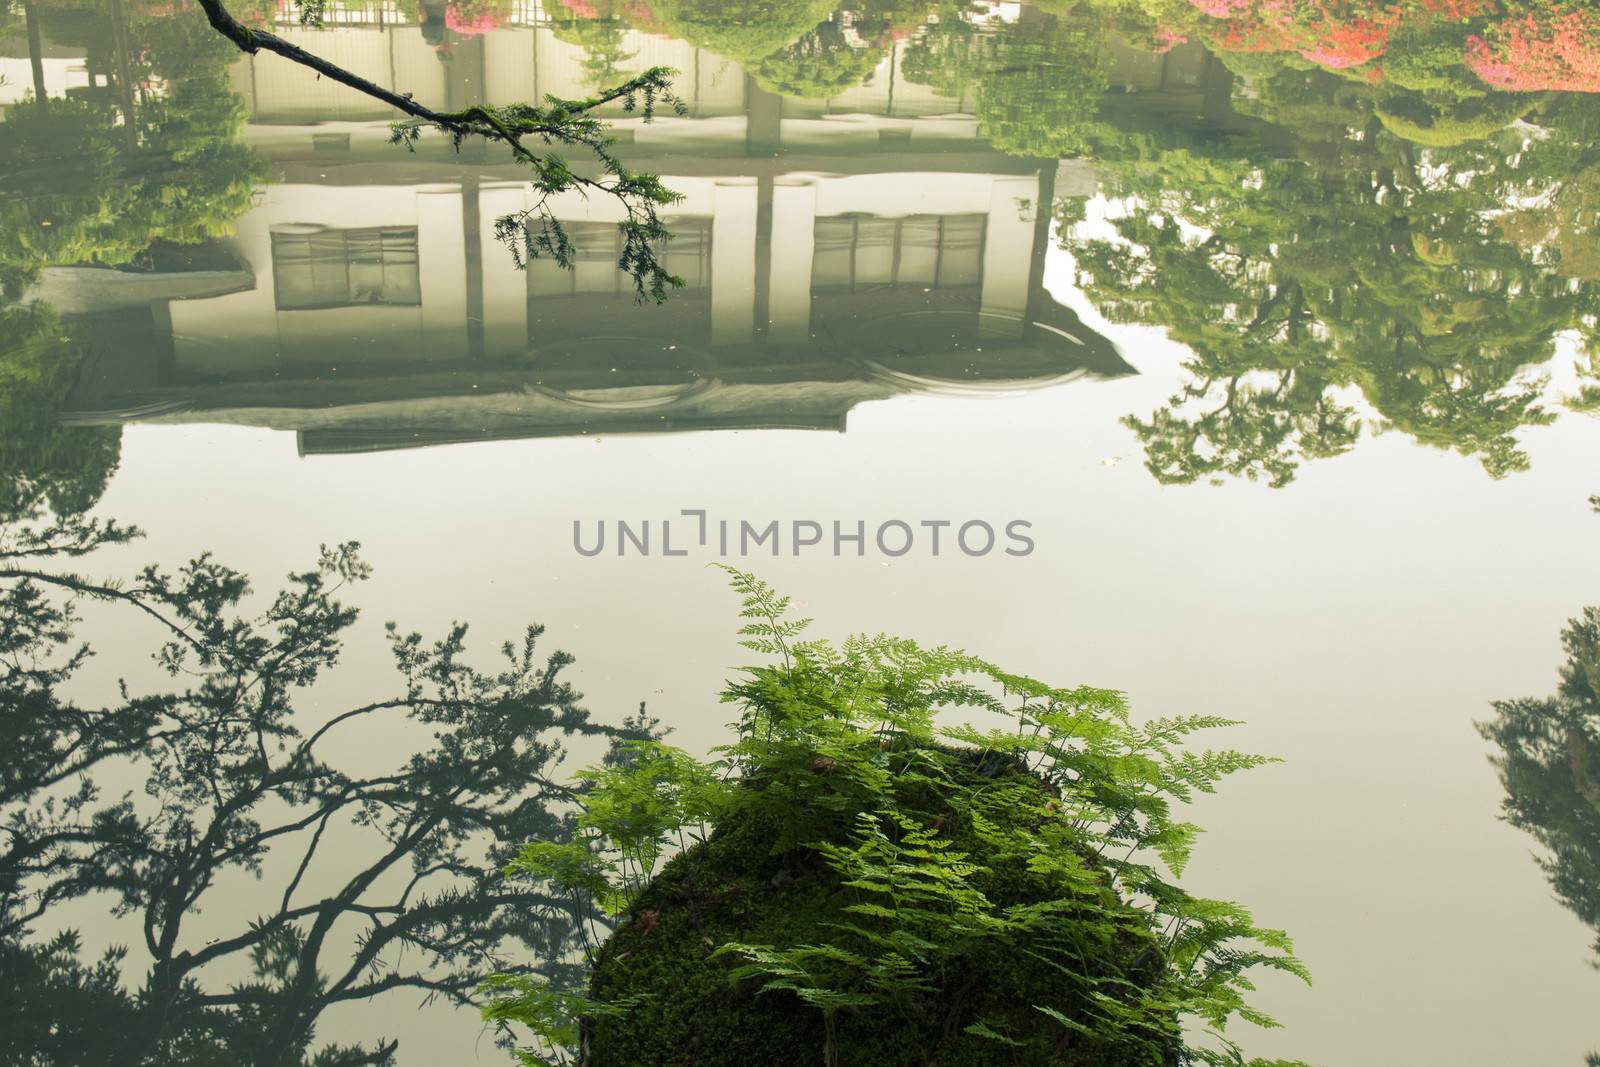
[486,568,1310,1067]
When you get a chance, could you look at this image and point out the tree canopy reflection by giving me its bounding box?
[0,0,263,299]
[0,0,272,525]
[1482,601,1600,959]
[1061,77,1600,486]
[0,305,119,522]
[0,507,638,1065]
[1479,521,1600,1065]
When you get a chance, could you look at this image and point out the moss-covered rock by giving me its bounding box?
[489,574,1306,1065]
[584,749,1176,1067]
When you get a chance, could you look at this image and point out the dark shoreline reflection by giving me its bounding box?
[1480,552,1600,1065]
[0,503,630,1065]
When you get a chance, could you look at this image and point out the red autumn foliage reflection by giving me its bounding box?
[1467,9,1600,92]
[1181,0,1600,92]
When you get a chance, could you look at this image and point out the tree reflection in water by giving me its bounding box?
[1479,501,1600,1066]
[1481,601,1600,962]
[0,502,637,1065]
[1060,82,1600,487]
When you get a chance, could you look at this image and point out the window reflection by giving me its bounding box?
[271,225,422,310]
[812,214,984,291]
[526,218,713,297]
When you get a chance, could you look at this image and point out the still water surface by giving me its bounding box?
[4,0,1600,1063]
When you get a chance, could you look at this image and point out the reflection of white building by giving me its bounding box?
[231,9,1220,140]
[59,15,1209,449]
[0,51,89,111]
[0,37,89,119]
[233,8,975,124]
[170,165,1068,367]
[65,152,1131,449]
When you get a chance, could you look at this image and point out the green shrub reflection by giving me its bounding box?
[1061,90,1600,486]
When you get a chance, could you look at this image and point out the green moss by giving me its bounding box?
[586,750,1175,1067]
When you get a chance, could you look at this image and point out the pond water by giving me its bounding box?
[4,1,1600,1064]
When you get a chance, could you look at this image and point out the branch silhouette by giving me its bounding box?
[193,0,690,302]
